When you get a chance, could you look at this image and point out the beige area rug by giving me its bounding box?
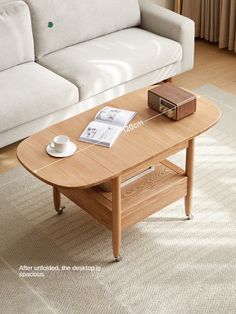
[0,84,236,314]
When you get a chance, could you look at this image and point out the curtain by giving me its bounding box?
[176,0,236,53]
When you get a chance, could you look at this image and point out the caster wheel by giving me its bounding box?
[114,256,122,262]
[186,214,194,220]
[56,206,65,215]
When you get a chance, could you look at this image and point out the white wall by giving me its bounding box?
[0,0,175,10]
[152,0,175,10]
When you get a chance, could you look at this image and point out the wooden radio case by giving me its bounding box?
[148,83,197,121]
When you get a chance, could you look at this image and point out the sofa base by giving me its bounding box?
[0,62,181,148]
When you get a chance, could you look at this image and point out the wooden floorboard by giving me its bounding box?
[0,141,20,173]
[174,39,236,95]
[0,39,235,174]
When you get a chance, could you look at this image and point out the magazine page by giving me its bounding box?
[95,107,136,127]
[80,121,123,148]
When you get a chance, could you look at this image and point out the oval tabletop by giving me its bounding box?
[17,86,221,189]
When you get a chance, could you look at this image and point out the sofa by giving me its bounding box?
[0,0,194,148]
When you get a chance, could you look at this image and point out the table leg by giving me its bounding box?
[53,186,65,215]
[163,77,173,83]
[185,139,195,219]
[112,176,122,261]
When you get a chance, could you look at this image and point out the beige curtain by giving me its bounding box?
[176,0,236,53]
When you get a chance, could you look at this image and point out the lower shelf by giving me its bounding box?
[60,159,187,230]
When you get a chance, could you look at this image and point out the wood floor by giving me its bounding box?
[0,39,235,174]
[174,39,236,94]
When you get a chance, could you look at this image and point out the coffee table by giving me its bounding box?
[17,86,220,261]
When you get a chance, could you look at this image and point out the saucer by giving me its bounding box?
[46,142,77,158]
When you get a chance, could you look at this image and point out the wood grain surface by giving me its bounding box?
[17,87,220,189]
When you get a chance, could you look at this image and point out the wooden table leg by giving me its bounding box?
[185,139,195,219]
[163,77,173,83]
[112,176,122,261]
[53,186,65,215]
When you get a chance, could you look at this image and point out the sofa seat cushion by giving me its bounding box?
[0,1,34,72]
[39,28,182,101]
[0,62,78,133]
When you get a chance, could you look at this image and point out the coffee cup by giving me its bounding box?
[50,135,70,153]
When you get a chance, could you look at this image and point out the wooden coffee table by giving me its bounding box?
[17,86,220,261]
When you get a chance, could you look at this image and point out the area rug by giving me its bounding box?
[0,84,236,314]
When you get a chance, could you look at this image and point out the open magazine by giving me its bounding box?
[80,107,136,147]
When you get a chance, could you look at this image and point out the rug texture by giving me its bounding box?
[0,84,236,314]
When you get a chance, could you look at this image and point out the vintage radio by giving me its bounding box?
[148,83,197,121]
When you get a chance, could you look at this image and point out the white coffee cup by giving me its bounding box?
[50,135,70,153]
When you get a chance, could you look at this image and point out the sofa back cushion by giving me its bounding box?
[25,0,141,58]
[0,1,34,72]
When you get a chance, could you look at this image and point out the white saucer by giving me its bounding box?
[46,142,77,158]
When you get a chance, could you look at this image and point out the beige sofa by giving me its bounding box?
[0,0,194,147]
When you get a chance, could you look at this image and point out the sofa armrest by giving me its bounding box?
[139,0,195,72]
